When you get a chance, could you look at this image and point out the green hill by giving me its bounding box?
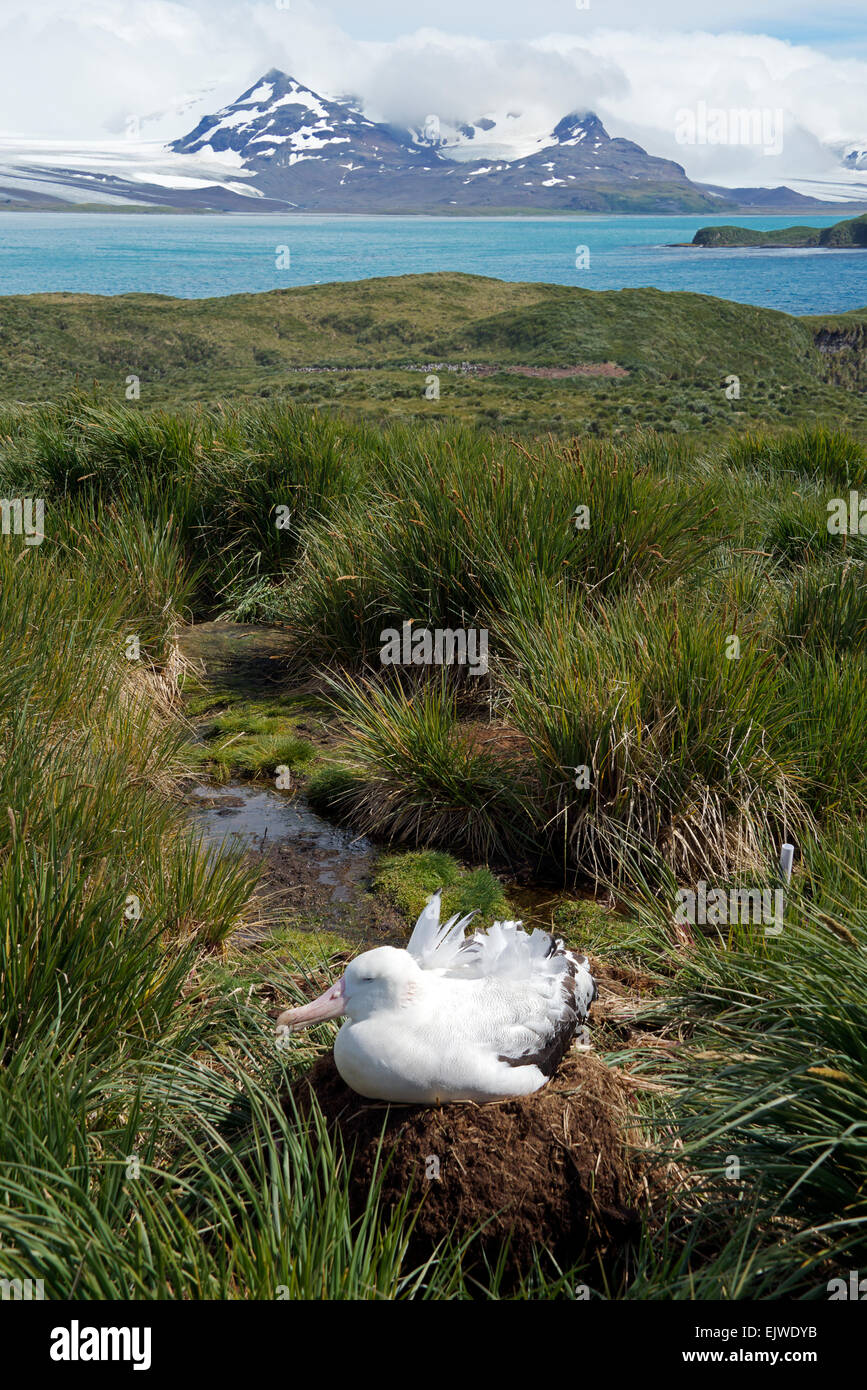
[1,272,866,437]
[820,213,867,247]
[692,213,867,248]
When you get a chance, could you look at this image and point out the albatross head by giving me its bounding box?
[277,946,422,1030]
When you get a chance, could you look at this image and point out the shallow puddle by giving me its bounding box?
[178,621,598,934]
[188,782,376,903]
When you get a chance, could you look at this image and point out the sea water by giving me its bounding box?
[0,212,864,314]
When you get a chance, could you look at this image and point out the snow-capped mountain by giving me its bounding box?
[841,143,867,172]
[168,70,734,213]
[2,69,859,215]
[172,70,423,175]
[407,106,565,162]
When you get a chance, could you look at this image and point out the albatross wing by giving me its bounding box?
[406,894,598,1077]
[405,888,480,971]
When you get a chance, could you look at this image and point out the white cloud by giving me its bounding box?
[0,2,864,188]
[551,29,867,183]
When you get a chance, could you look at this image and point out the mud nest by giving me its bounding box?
[289,1051,644,1277]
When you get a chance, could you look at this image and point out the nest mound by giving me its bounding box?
[291,1052,643,1275]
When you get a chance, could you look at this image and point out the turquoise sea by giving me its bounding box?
[0,212,864,315]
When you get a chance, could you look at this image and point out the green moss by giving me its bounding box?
[372,849,510,925]
[551,898,671,980]
[551,898,625,953]
[181,685,249,718]
[204,732,315,781]
[269,924,355,968]
[188,696,316,781]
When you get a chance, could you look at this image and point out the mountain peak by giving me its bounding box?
[172,70,422,174]
[551,112,609,146]
[168,70,738,214]
[237,70,325,104]
[172,71,373,166]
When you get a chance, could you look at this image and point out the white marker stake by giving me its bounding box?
[779,843,795,886]
[766,842,795,937]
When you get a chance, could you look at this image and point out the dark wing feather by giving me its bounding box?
[497,945,598,1077]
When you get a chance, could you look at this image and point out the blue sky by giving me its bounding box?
[309,1,865,52]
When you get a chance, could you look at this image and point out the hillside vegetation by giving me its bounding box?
[1,273,866,436]
[2,395,867,1296]
[3,241,867,1307]
[692,212,867,248]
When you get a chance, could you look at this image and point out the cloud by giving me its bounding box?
[0,1,864,187]
[555,29,867,181]
[354,30,626,131]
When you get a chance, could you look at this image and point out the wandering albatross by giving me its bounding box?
[276,890,598,1103]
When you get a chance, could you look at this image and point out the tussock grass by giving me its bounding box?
[316,672,530,862]
[722,424,867,492]
[3,394,867,1298]
[6,398,852,886]
[626,872,867,1292]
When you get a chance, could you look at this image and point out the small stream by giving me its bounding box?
[189,781,376,903]
[179,620,296,693]
[178,620,581,935]
[179,620,381,916]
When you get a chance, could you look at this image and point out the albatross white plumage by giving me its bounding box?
[276,890,597,1103]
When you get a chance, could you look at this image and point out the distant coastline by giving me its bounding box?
[4,202,867,219]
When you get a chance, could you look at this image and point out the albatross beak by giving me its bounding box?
[277,975,346,1030]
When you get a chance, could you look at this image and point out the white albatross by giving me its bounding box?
[276,890,598,1103]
